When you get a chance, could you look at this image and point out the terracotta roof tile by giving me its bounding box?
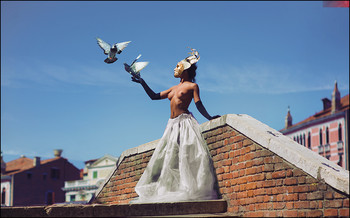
[4,156,62,176]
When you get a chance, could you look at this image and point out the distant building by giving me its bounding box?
[280,81,349,170]
[62,154,118,204]
[0,149,80,206]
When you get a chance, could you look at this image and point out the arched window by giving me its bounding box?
[300,134,303,145]
[297,136,299,143]
[319,129,323,145]
[338,124,342,141]
[326,127,329,144]
[307,132,311,149]
[303,134,306,146]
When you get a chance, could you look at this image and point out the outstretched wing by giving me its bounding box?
[116,41,131,52]
[131,62,149,73]
[96,37,111,55]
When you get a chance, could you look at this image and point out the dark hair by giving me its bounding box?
[186,63,197,83]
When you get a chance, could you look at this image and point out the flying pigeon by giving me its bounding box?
[124,54,149,79]
[96,37,131,64]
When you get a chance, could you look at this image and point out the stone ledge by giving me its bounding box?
[1,199,228,217]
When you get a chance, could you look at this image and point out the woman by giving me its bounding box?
[128,49,220,203]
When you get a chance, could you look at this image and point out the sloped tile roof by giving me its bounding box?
[4,156,62,176]
[281,94,349,131]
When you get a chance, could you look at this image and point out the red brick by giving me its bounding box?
[285,193,298,201]
[294,201,310,209]
[252,157,264,166]
[299,193,307,200]
[324,199,343,208]
[272,186,286,195]
[285,202,294,209]
[243,139,252,146]
[334,191,347,199]
[263,211,277,217]
[245,167,257,175]
[262,164,274,172]
[252,173,265,181]
[263,180,276,187]
[297,176,306,184]
[272,171,286,179]
[293,185,309,192]
[273,202,285,209]
[325,191,333,199]
[246,183,257,190]
[254,188,266,196]
[283,210,299,217]
[324,209,338,217]
[343,198,349,207]
[307,191,324,200]
[340,208,350,217]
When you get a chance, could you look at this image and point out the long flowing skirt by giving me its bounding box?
[133,113,217,203]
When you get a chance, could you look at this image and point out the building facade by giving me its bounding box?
[280,82,349,170]
[62,154,118,204]
[1,149,80,206]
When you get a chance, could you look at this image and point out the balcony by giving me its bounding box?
[324,144,330,152]
[337,141,343,150]
[318,145,324,154]
[62,179,98,192]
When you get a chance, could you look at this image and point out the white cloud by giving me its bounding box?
[197,61,349,94]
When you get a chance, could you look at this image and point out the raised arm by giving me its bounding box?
[193,84,220,121]
[131,77,162,100]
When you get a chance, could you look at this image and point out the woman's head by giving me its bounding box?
[173,62,197,82]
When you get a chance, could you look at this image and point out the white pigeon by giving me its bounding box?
[124,54,149,79]
[96,37,131,64]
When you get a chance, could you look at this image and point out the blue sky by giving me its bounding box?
[1,1,349,169]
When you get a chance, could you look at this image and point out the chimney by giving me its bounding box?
[33,156,41,167]
[322,98,331,110]
[332,81,341,114]
[54,149,63,157]
[285,106,293,129]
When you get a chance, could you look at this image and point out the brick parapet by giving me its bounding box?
[92,114,349,217]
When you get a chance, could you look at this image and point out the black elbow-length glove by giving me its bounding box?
[132,77,161,100]
[195,100,220,121]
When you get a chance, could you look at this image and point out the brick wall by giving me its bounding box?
[203,125,349,217]
[93,118,349,217]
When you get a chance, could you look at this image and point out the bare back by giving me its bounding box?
[160,81,200,119]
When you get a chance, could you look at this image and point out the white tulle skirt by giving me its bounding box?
[132,113,217,203]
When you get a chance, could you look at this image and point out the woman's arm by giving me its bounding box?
[193,84,220,120]
[132,77,161,100]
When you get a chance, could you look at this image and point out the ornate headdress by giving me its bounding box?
[180,48,200,70]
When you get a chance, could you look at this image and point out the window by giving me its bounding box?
[27,172,32,179]
[51,168,60,179]
[319,129,323,145]
[307,132,311,149]
[303,134,306,146]
[43,173,47,181]
[93,171,98,179]
[1,187,6,205]
[46,191,54,205]
[326,127,329,144]
[338,124,342,141]
[70,195,76,202]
